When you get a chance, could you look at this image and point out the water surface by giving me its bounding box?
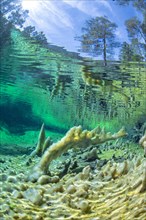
[0,30,146,148]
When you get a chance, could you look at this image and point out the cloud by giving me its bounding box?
[63,0,99,16]
[63,0,113,16]
[42,1,74,29]
[24,0,74,29]
[96,0,113,12]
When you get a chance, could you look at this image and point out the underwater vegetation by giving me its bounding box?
[0,124,146,219]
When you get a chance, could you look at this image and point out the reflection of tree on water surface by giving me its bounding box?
[79,63,146,126]
[50,74,73,99]
[82,65,129,104]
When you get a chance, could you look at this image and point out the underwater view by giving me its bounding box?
[0,0,146,219]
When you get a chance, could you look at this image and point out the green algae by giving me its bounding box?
[99,149,125,160]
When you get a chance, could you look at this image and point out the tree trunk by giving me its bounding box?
[103,37,107,66]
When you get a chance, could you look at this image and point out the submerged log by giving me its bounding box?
[28,124,127,181]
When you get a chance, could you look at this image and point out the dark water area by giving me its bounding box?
[0,30,146,150]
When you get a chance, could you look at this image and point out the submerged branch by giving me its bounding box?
[28,124,127,181]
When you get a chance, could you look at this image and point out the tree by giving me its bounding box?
[22,26,48,46]
[115,0,146,60]
[125,17,145,44]
[119,42,133,62]
[0,0,29,47]
[125,17,145,60]
[115,0,146,40]
[76,16,119,66]
[115,0,146,13]
[119,41,143,62]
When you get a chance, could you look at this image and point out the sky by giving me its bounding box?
[21,0,139,58]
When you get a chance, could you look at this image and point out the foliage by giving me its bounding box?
[115,0,146,12]
[119,42,133,62]
[22,26,48,47]
[76,16,119,65]
[116,0,146,60]
[119,41,144,62]
[125,17,145,43]
[125,18,145,60]
[0,0,28,46]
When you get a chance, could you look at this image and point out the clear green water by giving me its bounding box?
[0,30,146,150]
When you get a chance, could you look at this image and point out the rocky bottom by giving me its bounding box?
[0,152,146,220]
